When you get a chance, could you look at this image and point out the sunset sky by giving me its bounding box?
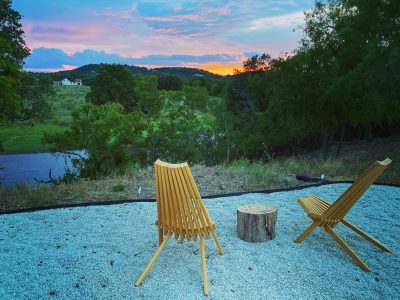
[13,0,314,75]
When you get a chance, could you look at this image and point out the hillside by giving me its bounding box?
[45,64,223,85]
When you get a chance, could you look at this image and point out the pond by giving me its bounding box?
[0,151,86,186]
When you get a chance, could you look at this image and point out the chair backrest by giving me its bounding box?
[322,158,392,222]
[154,159,214,241]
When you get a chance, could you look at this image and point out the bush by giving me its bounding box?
[111,184,125,192]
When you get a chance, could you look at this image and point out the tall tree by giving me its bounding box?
[19,72,54,122]
[0,0,30,123]
[86,64,138,112]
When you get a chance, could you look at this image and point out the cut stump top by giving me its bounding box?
[237,204,277,215]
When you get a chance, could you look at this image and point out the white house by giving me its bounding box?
[54,78,83,86]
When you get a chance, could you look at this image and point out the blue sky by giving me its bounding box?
[13,0,315,74]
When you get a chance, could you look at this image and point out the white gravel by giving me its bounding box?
[0,183,399,299]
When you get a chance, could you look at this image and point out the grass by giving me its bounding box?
[50,85,89,125]
[1,137,399,213]
[0,124,68,153]
[0,85,89,153]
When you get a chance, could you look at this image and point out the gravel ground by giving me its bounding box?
[0,183,399,299]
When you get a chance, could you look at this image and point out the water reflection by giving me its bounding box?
[0,151,86,185]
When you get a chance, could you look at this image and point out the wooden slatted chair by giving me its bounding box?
[135,159,224,296]
[294,158,393,271]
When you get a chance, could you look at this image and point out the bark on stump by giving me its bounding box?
[237,205,277,243]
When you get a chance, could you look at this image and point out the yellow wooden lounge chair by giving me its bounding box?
[135,159,224,296]
[294,158,393,271]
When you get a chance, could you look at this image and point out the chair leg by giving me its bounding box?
[341,219,393,253]
[135,232,171,286]
[200,235,209,296]
[324,226,370,272]
[210,229,224,256]
[158,227,164,246]
[294,220,320,243]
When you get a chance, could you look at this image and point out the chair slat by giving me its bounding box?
[170,166,193,240]
[325,161,387,222]
[155,164,162,231]
[177,167,206,239]
[166,166,187,240]
[174,167,200,240]
[163,166,173,233]
[180,168,209,236]
[182,166,211,238]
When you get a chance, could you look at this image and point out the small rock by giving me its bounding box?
[100,279,108,288]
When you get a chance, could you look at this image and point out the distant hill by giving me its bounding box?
[44,64,223,85]
[152,67,222,78]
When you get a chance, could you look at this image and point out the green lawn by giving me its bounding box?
[51,85,89,126]
[0,124,68,153]
[0,85,89,153]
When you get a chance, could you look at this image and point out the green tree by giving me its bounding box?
[44,102,146,178]
[183,85,209,111]
[134,75,164,162]
[0,37,20,122]
[86,64,137,112]
[135,75,163,117]
[157,74,183,91]
[242,53,272,72]
[297,0,400,158]
[19,72,54,122]
[0,0,29,65]
[0,0,30,123]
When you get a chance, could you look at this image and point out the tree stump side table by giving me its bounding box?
[237,204,278,243]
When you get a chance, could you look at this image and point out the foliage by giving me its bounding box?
[0,0,30,123]
[111,184,125,192]
[18,72,54,123]
[6,0,399,180]
[0,0,30,65]
[51,85,89,125]
[242,53,272,72]
[157,74,182,91]
[44,102,146,178]
[223,0,400,161]
[86,64,138,112]
[135,75,163,117]
[0,38,20,123]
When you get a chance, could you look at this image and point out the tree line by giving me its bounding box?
[1,0,399,180]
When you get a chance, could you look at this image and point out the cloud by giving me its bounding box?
[16,0,315,72]
[31,26,77,35]
[24,47,241,72]
[248,11,306,30]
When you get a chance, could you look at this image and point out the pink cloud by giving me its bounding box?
[61,64,77,70]
[25,64,77,73]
